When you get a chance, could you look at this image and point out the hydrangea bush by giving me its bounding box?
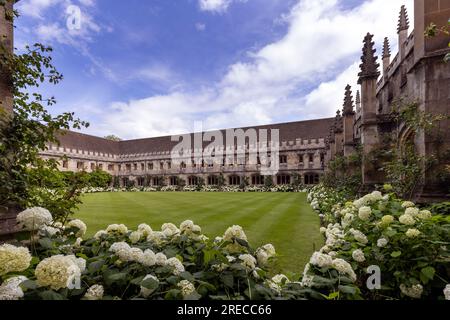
[0,210,291,300]
[306,185,450,300]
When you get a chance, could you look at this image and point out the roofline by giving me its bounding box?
[117,117,336,143]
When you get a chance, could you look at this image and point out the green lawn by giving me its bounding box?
[74,192,322,275]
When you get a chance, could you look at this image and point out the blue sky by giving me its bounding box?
[15,0,413,139]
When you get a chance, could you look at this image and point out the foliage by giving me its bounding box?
[103,135,122,142]
[425,20,450,63]
[427,202,450,216]
[373,100,449,200]
[306,185,450,300]
[0,12,88,213]
[2,212,290,300]
[322,148,362,197]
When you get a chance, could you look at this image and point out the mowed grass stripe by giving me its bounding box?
[75,192,321,273]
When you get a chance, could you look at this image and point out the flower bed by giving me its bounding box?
[2,185,449,300]
[305,185,450,300]
[81,185,309,194]
[0,209,293,300]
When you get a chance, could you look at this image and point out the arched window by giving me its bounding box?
[277,175,291,185]
[169,176,178,186]
[208,175,219,185]
[229,176,241,186]
[304,173,320,185]
[188,176,199,186]
[252,175,264,185]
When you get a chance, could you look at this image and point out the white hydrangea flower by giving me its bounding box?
[255,244,276,266]
[140,275,159,298]
[226,255,236,263]
[180,220,195,233]
[165,257,185,275]
[129,231,143,244]
[161,223,180,238]
[401,201,415,208]
[74,238,83,248]
[177,280,195,297]
[67,219,87,237]
[141,249,156,267]
[109,242,131,254]
[417,210,432,220]
[405,228,421,238]
[352,249,365,263]
[128,248,144,262]
[39,225,60,237]
[310,252,333,268]
[137,224,153,237]
[94,230,107,239]
[16,207,53,231]
[0,276,28,300]
[444,284,450,300]
[405,207,420,217]
[106,224,128,235]
[84,285,104,300]
[381,215,395,225]
[66,255,86,272]
[358,206,372,221]
[332,258,357,282]
[223,225,247,242]
[300,263,314,287]
[239,254,257,270]
[35,255,81,290]
[399,214,416,226]
[370,191,383,201]
[320,227,327,234]
[400,283,423,299]
[377,238,388,248]
[155,252,167,265]
[349,229,368,245]
[0,244,32,276]
[267,274,290,294]
[147,231,165,245]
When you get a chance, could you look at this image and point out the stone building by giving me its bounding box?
[327,1,450,201]
[43,119,334,187]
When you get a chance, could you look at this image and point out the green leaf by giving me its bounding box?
[184,292,202,300]
[88,260,105,273]
[338,285,357,295]
[39,290,66,300]
[220,273,234,288]
[391,251,402,258]
[141,277,159,291]
[420,266,435,283]
[20,280,38,290]
[38,237,53,249]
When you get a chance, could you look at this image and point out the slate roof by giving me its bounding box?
[57,118,335,155]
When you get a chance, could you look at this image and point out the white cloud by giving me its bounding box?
[198,0,247,14]
[84,0,415,139]
[17,0,62,19]
[195,22,206,31]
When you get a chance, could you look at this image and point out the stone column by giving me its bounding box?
[0,0,13,114]
[358,33,381,187]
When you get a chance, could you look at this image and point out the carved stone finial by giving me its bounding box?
[342,85,355,116]
[334,110,343,133]
[358,33,380,84]
[356,90,361,105]
[398,5,409,33]
[382,37,391,58]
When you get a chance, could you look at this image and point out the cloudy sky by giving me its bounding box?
[15,0,414,139]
